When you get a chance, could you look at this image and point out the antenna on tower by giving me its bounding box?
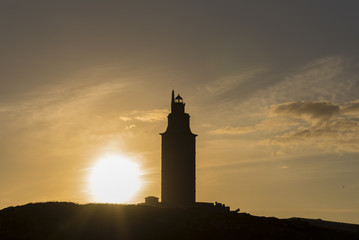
[171,90,175,112]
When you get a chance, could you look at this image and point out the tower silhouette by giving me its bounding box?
[160,90,197,207]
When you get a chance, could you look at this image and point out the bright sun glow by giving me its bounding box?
[88,154,142,203]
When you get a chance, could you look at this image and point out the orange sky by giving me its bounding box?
[1,1,359,224]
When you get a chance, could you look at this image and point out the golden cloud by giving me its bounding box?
[134,109,168,122]
[211,125,256,135]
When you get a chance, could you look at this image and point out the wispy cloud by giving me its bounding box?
[211,117,301,136]
[119,116,132,122]
[342,100,359,115]
[211,97,359,153]
[270,99,359,152]
[238,56,359,111]
[211,125,256,135]
[0,80,132,157]
[207,56,359,154]
[119,109,168,123]
[134,109,168,122]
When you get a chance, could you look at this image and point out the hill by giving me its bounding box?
[0,202,358,240]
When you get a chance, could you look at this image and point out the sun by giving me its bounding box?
[88,154,142,203]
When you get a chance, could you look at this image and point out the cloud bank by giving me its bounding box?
[272,101,340,123]
[212,99,359,153]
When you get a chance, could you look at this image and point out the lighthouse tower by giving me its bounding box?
[160,90,197,207]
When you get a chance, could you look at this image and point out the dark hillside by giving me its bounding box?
[0,202,358,240]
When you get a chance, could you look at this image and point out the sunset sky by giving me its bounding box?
[1,1,359,224]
